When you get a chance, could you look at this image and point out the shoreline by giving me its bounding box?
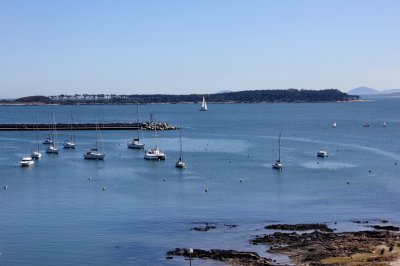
[168,221,400,266]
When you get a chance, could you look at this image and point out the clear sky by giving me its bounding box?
[0,0,399,98]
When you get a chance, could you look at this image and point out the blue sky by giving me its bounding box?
[0,0,399,98]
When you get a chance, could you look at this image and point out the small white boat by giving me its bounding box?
[63,112,76,149]
[317,150,328,158]
[31,115,42,159]
[46,144,58,154]
[383,121,387,127]
[199,96,208,111]
[128,105,145,149]
[42,137,54,144]
[175,128,186,168]
[332,122,337,128]
[31,151,42,159]
[20,157,34,167]
[63,140,76,149]
[127,138,145,149]
[272,133,283,170]
[83,149,105,160]
[144,147,166,160]
[84,119,105,160]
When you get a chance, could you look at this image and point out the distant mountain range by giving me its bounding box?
[348,87,400,95]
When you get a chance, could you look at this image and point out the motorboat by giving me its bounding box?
[83,149,105,160]
[20,157,34,167]
[317,150,328,157]
[332,122,337,128]
[144,147,166,160]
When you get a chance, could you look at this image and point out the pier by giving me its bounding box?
[0,122,177,131]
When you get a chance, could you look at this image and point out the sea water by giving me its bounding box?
[0,96,399,265]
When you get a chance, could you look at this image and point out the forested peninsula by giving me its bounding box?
[8,89,358,105]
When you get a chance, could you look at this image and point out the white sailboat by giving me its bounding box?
[383,121,387,127]
[317,150,328,157]
[144,122,166,160]
[31,114,42,159]
[127,104,145,149]
[175,128,186,169]
[272,133,283,170]
[43,115,54,144]
[63,112,76,149]
[46,113,58,154]
[83,119,105,160]
[332,122,337,128]
[199,96,208,111]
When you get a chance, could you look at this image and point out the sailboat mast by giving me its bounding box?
[70,111,74,142]
[278,133,281,162]
[179,128,183,160]
[35,113,39,152]
[137,104,140,139]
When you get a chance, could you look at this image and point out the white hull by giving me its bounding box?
[144,148,166,160]
[175,160,186,168]
[31,151,42,159]
[42,138,54,144]
[84,150,105,160]
[272,162,282,170]
[46,146,58,154]
[199,96,208,111]
[63,141,76,149]
[20,157,34,167]
[317,150,328,157]
[127,139,145,149]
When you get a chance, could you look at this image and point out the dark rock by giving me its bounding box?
[265,223,333,232]
[370,225,400,231]
[167,248,274,266]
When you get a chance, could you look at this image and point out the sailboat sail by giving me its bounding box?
[200,96,208,111]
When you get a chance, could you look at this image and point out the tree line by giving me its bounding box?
[13,89,358,104]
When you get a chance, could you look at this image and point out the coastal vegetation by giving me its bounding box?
[6,89,358,105]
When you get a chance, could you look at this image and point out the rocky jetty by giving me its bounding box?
[167,248,274,266]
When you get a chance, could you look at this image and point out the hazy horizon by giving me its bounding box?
[1,0,399,98]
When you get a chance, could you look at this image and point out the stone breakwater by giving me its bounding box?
[0,122,177,131]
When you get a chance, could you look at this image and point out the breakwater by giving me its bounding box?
[0,122,177,131]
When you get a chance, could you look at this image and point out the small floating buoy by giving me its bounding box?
[204,188,208,192]
[88,177,92,181]
[229,161,232,164]
[369,169,372,173]
[395,162,397,166]
[163,178,166,182]
[116,245,121,249]
[347,181,350,184]
[102,187,106,191]
[3,185,7,190]
[240,179,243,183]
[317,162,319,164]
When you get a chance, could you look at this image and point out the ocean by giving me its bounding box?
[0,96,399,265]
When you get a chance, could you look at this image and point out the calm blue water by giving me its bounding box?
[0,97,399,265]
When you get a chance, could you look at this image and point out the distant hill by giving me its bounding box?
[15,95,52,103]
[348,87,380,95]
[348,87,400,95]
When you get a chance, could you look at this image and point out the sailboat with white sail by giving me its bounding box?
[63,112,76,149]
[83,118,105,160]
[46,113,58,154]
[272,133,283,170]
[175,128,186,168]
[128,104,145,149]
[199,96,208,111]
[31,114,42,159]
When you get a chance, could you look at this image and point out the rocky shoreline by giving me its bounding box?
[167,222,400,266]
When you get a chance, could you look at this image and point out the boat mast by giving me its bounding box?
[53,112,58,148]
[137,104,141,139]
[278,133,281,163]
[35,113,40,152]
[70,111,75,143]
[179,128,183,160]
